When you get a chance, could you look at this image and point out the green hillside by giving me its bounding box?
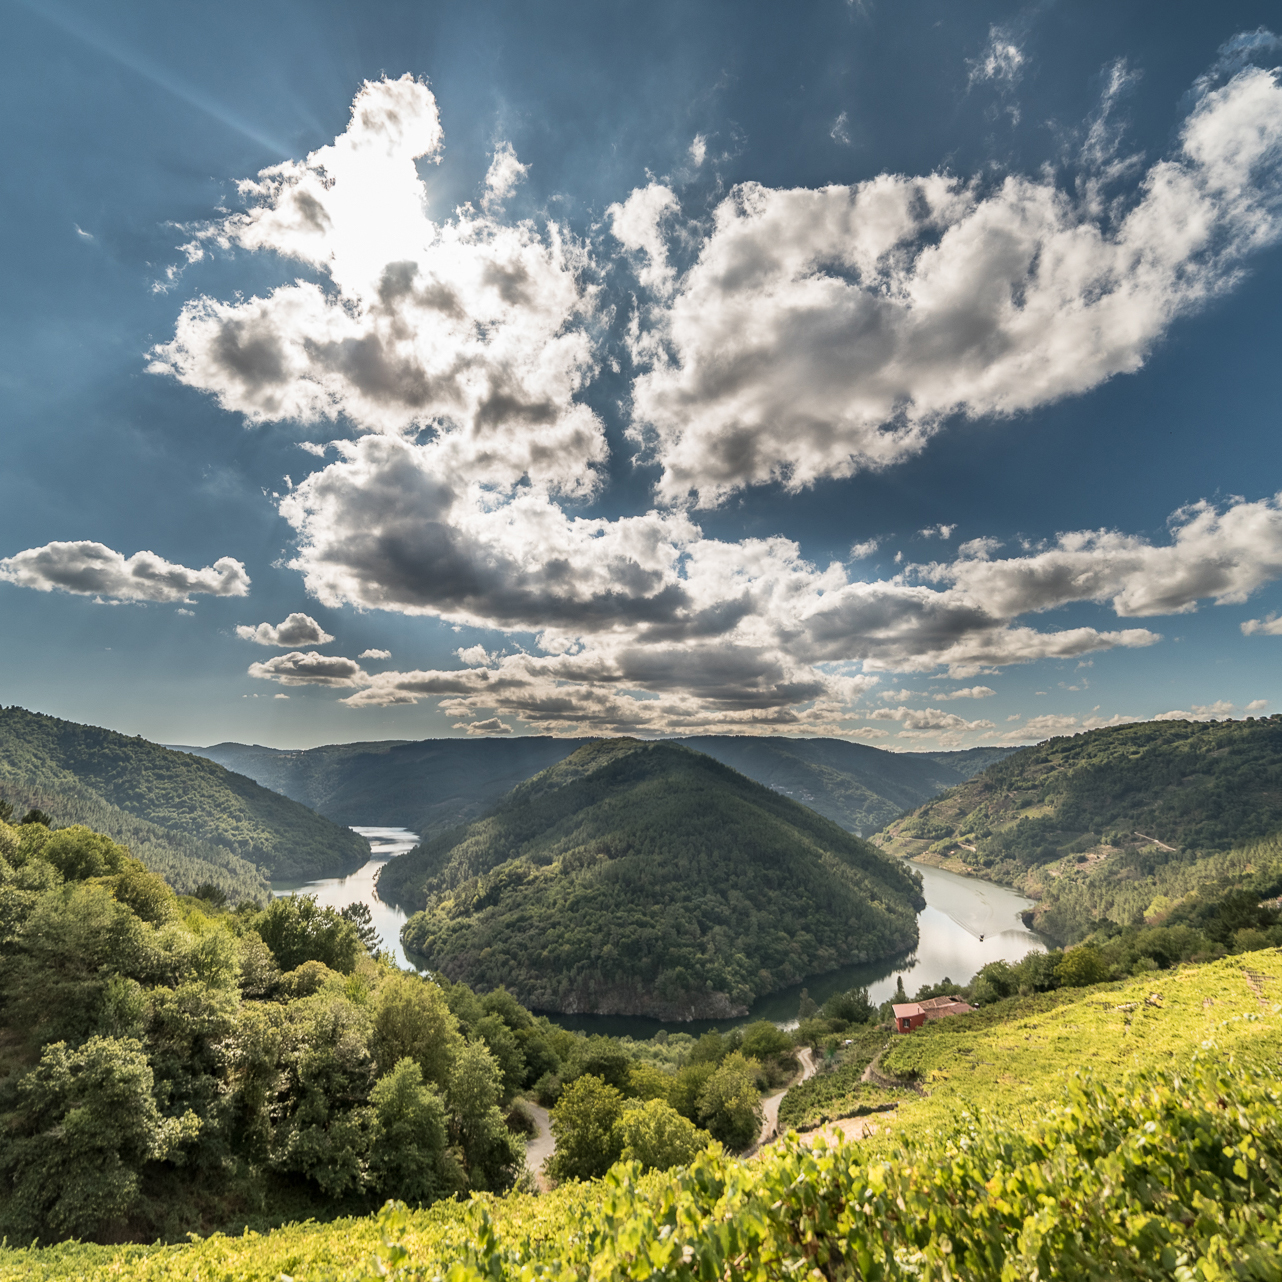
[875,714,1282,943]
[387,739,924,1019]
[3,951,1278,1281]
[0,778,269,902]
[180,733,1005,840]
[677,736,985,833]
[182,736,589,837]
[1,707,367,880]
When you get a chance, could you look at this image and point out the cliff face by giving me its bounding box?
[523,979,746,1022]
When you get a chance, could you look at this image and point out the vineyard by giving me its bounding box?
[3,951,1277,1281]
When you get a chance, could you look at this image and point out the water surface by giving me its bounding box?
[270,827,419,969]
[273,837,1048,1034]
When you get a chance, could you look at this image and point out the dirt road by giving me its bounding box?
[756,1046,816,1147]
[524,1101,555,1190]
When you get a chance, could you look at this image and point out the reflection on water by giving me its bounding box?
[275,836,1048,1036]
[271,827,419,969]
[535,862,1049,1038]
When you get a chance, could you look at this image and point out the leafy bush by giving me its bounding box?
[615,1098,711,1172]
[547,1074,625,1181]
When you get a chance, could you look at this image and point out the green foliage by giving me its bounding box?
[615,1098,711,1173]
[250,894,361,974]
[1056,942,1110,987]
[3,958,1281,1279]
[368,1058,460,1205]
[370,972,462,1088]
[341,901,382,954]
[878,715,1282,944]
[776,1029,902,1131]
[393,739,923,1016]
[446,1040,524,1193]
[696,1051,763,1150]
[0,784,269,902]
[192,733,999,844]
[0,706,367,882]
[0,1036,198,1243]
[547,1073,625,1182]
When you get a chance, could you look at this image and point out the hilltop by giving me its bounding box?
[1,707,367,885]
[875,715,1282,942]
[385,739,925,1019]
[178,734,1015,840]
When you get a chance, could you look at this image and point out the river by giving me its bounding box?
[274,830,1049,1035]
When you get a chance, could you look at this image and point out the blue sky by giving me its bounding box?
[2,0,1281,750]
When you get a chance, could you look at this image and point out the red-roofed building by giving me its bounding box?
[892,1002,926,1033]
[892,996,975,1032]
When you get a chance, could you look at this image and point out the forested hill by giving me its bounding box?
[387,739,925,1020]
[178,734,1013,839]
[0,707,367,883]
[875,715,1282,943]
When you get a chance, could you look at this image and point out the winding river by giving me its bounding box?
[273,829,1049,1034]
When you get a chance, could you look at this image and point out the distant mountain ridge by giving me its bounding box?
[2,706,368,885]
[874,715,1282,944]
[175,735,1017,839]
[386,738,925,1019]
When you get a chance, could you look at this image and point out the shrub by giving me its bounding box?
[615,1098,711,1172]
[547,1074,624,1182]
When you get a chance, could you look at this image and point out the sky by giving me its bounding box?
[2,0,1282,752]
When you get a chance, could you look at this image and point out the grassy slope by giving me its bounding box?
[387,739,925,1018]
[875,716,1282,942]
[866,951,1282,1152]
[5,950,1276,1282]
[1,707,367,880]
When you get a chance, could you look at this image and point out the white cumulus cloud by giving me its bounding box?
[246,651,367,687]
[236,613,333,646]
[626,63,1282,505]
[0,541,249,603]
[482,141,529,214]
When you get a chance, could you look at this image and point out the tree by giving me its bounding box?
[371,973,463,1089]
[340,901,381,954]
[547,1073,625,1182]
[35,825,128,881]
[0,1036,198,1243]
[447,1040,524,1193]
[269,995,377,1198]
[253,895,361,973]
[369,1058,461,1205]
[615,1099,711,1173]
[697,1052,763,1151]
[822,986,875,1024]
[739,1020,795,1061]
[1056,945,1110,988]
[797,988,818,1020]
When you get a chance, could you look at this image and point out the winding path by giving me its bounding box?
[756,1046,816,1147]
[524,1101,555,1190]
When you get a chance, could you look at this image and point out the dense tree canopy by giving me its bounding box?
[389,740,923,1017]
[0,706,366,883]
[877,715,1282,942]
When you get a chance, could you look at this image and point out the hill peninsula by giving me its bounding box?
[384,738,925,1019]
